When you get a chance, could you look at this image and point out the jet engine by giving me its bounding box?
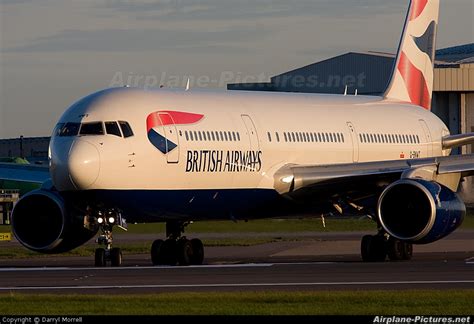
[377,179,465,244]
[11,189,97,253]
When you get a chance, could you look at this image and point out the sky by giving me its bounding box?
[0,0,472,138]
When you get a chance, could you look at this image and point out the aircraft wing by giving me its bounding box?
[274,154,474,202]
[0,162,50,195]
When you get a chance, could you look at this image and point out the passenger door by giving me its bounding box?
[241,114,260,152]
[346,122,359,162]
[158,112,180,163]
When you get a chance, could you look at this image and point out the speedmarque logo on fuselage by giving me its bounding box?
[146,110,204,154]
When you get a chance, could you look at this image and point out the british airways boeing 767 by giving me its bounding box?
[7,0,474,266]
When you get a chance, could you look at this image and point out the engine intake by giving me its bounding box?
[377,179,465,244]
[12,189,96,253]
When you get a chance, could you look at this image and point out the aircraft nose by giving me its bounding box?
[68,139,100,189]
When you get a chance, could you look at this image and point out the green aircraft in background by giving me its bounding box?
[0,158,49,196]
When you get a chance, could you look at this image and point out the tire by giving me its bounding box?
[361,235,373,262]
[95,248,106,267]
[402,242,413,260]
[177,239,193,266]
[190,238,204,265]
[151,239,164,265]
[111,248,122,267]
[361,235,386,262]
[387,238,404,261]
[371,235,387,262]
[162,239,178,266]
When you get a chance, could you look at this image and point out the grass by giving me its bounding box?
[128,217,376,234]
[0,290,472,315]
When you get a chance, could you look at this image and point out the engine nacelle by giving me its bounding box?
[11,189,97,253]
[377,179,465,244]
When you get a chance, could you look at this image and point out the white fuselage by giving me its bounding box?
[49,88,449,196]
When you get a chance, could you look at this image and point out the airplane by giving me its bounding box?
[5,0,474,267]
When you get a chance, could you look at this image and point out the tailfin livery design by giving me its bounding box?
[384,0,439,110]
[146,111,204,154]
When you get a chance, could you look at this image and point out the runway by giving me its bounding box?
[0,230,473,294]
[0,259,472,293]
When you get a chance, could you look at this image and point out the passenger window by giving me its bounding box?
[105,121,122,137]
[80,122,104,136]
[237,132,241,141]
[203,131,207,141]
[118,121,134,138]
[291,132,296,142]
[185,131,189,141]
[416,135,420,144]
[310,133,314,142]
[267,132,272,142]
[284,132,288,142]
[224,132,228,141]
[276,132,280,142]
[232,132,237,141]
[57,122,80,137]
[341,133,345,143]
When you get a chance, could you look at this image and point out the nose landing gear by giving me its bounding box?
[151,221,204,266]
[91,210,127,267]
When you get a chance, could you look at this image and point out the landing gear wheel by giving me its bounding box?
[190,238,204,265]
[402,242,413,260]
[151,239,164,265]
[387,238,404,261]
[151,221,205,266]
[177,239,193,266]
[95,248,106,267]
[387,238,413,261]
[162,239,178,266]
[111,248,122,267]
[361,235,386,262]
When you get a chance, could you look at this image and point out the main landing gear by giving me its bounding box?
[361,233,412,262]
[151,221,204,266]
[93,210,127,267]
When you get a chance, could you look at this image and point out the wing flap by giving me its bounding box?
[275,154,474,195]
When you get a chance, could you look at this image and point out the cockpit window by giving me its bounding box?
[80,122,104,136]
[105,121,122,137]
[118,121,134,138]
[56,122,80,137]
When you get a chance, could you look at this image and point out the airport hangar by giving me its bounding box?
[0,44,473,201]
[228,43,474,203]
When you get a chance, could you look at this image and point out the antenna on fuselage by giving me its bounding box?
[185,78,190,91]
[355,89,358,96]
[343,85,348,96]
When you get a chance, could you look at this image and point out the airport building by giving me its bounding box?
[229,43,474,202]
[0,136,49,164]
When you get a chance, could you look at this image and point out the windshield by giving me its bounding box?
[56,123,81,137]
